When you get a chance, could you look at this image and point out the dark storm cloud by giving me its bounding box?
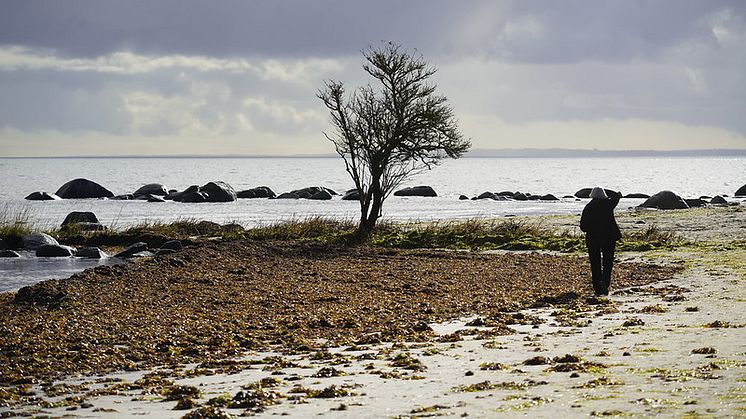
[1,0,742,62]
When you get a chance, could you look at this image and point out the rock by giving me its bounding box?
[735,184,746,197]
[710,195,728,205]
[167,185,199,201]
[562,195,575,199]
[458,195,469,200]
[309,190,333,200]
[276,192,300,199]
[111,194,134,200]
[540,194,559,201]
[77,247,107,259]
[22,232,59,250]
[180,191,209,203]
[147,195,166,203]
[685,198,707,208]
[342,189,360,201]
[201,181,237,202]
[394,186,437,197]
[134,183,168,196]
[476,192,497,200]
[160,240,183,251]
[0,238,6,250]
[0,250,21,258]
[55,178,114,199]
[25,191,61,201]
[14,282,67,306]
[624,193,650,199]
[497,191,514,197]
[639,190,689,210]
[36,244,75,257]
[512,192,528,201]
[575,188,617,199]
[114,242,148,258]
[62,211,99,226]
[237,186,276,199]
[155,248,176,256]
[527,194,541,201]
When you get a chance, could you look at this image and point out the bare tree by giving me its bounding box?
[318,43,471,237]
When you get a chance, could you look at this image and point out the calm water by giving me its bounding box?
[1,156,744,229]
[1,156,744,292]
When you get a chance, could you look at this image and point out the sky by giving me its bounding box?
[0,0,745,157]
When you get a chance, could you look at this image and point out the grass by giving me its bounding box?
[0,204,688,253]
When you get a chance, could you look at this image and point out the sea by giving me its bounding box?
[1,156,744,292]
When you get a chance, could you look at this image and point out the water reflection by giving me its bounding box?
[0,252,125,293]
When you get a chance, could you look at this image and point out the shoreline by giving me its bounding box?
[0,207,744,417]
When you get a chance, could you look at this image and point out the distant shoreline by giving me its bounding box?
[3,148,746,159]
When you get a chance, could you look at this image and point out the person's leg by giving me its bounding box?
[601,241,616,294]
[586,237,603,294]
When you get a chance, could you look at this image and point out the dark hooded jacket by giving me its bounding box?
[580,191,622,242]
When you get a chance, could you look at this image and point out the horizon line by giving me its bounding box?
[2,148,746,159]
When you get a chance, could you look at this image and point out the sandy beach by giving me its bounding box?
[0,206,744,418]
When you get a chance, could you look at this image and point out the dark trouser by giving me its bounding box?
[586,237,616,295]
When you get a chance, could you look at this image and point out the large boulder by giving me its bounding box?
[55,178,114,199]
[0,238,6,250]
[309,190,333,200]
[237,186,276,199]
[201,181,237,202]
[277,187,337,200]
[25,191,61,201]
[342,189,360,201]
[639,190,689,210]
[394,186,437,197]
[167,185,199,201]
[22,232,59,250]
[575,187,617,199]
[540,194,559,201]
[134,183,168,196]
[180,191,209,203]
[735,184,746,197]
[36,244,76,257]
[61,211,99,227]
[512,192,528,201]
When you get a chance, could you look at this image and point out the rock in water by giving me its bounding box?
[710,195,728,205]
[61,211,99,226]
[624,193,650,199]
[476,192,497,200]
[237,186,276,199]
[309,190,333,200]
[22,232,59,250]
[342,189,360,200]
[134,183,168,196]
[201,181,237,202]
[114,242,148,258]
[394,186,437,197]
[639,190,689,210]
[575,188,617,199]
[0,250,21,258]
[36,244,76,257]
[25,191,61,201]
[77,247,108,259]
[735,184,746,197]
[458,195,469,200]
[55,178,114,199]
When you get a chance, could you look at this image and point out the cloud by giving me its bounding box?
[0,1,744,155]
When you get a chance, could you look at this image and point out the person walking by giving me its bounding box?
[580,187,622,296]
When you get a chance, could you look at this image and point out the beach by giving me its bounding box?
[0,206,744,417]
